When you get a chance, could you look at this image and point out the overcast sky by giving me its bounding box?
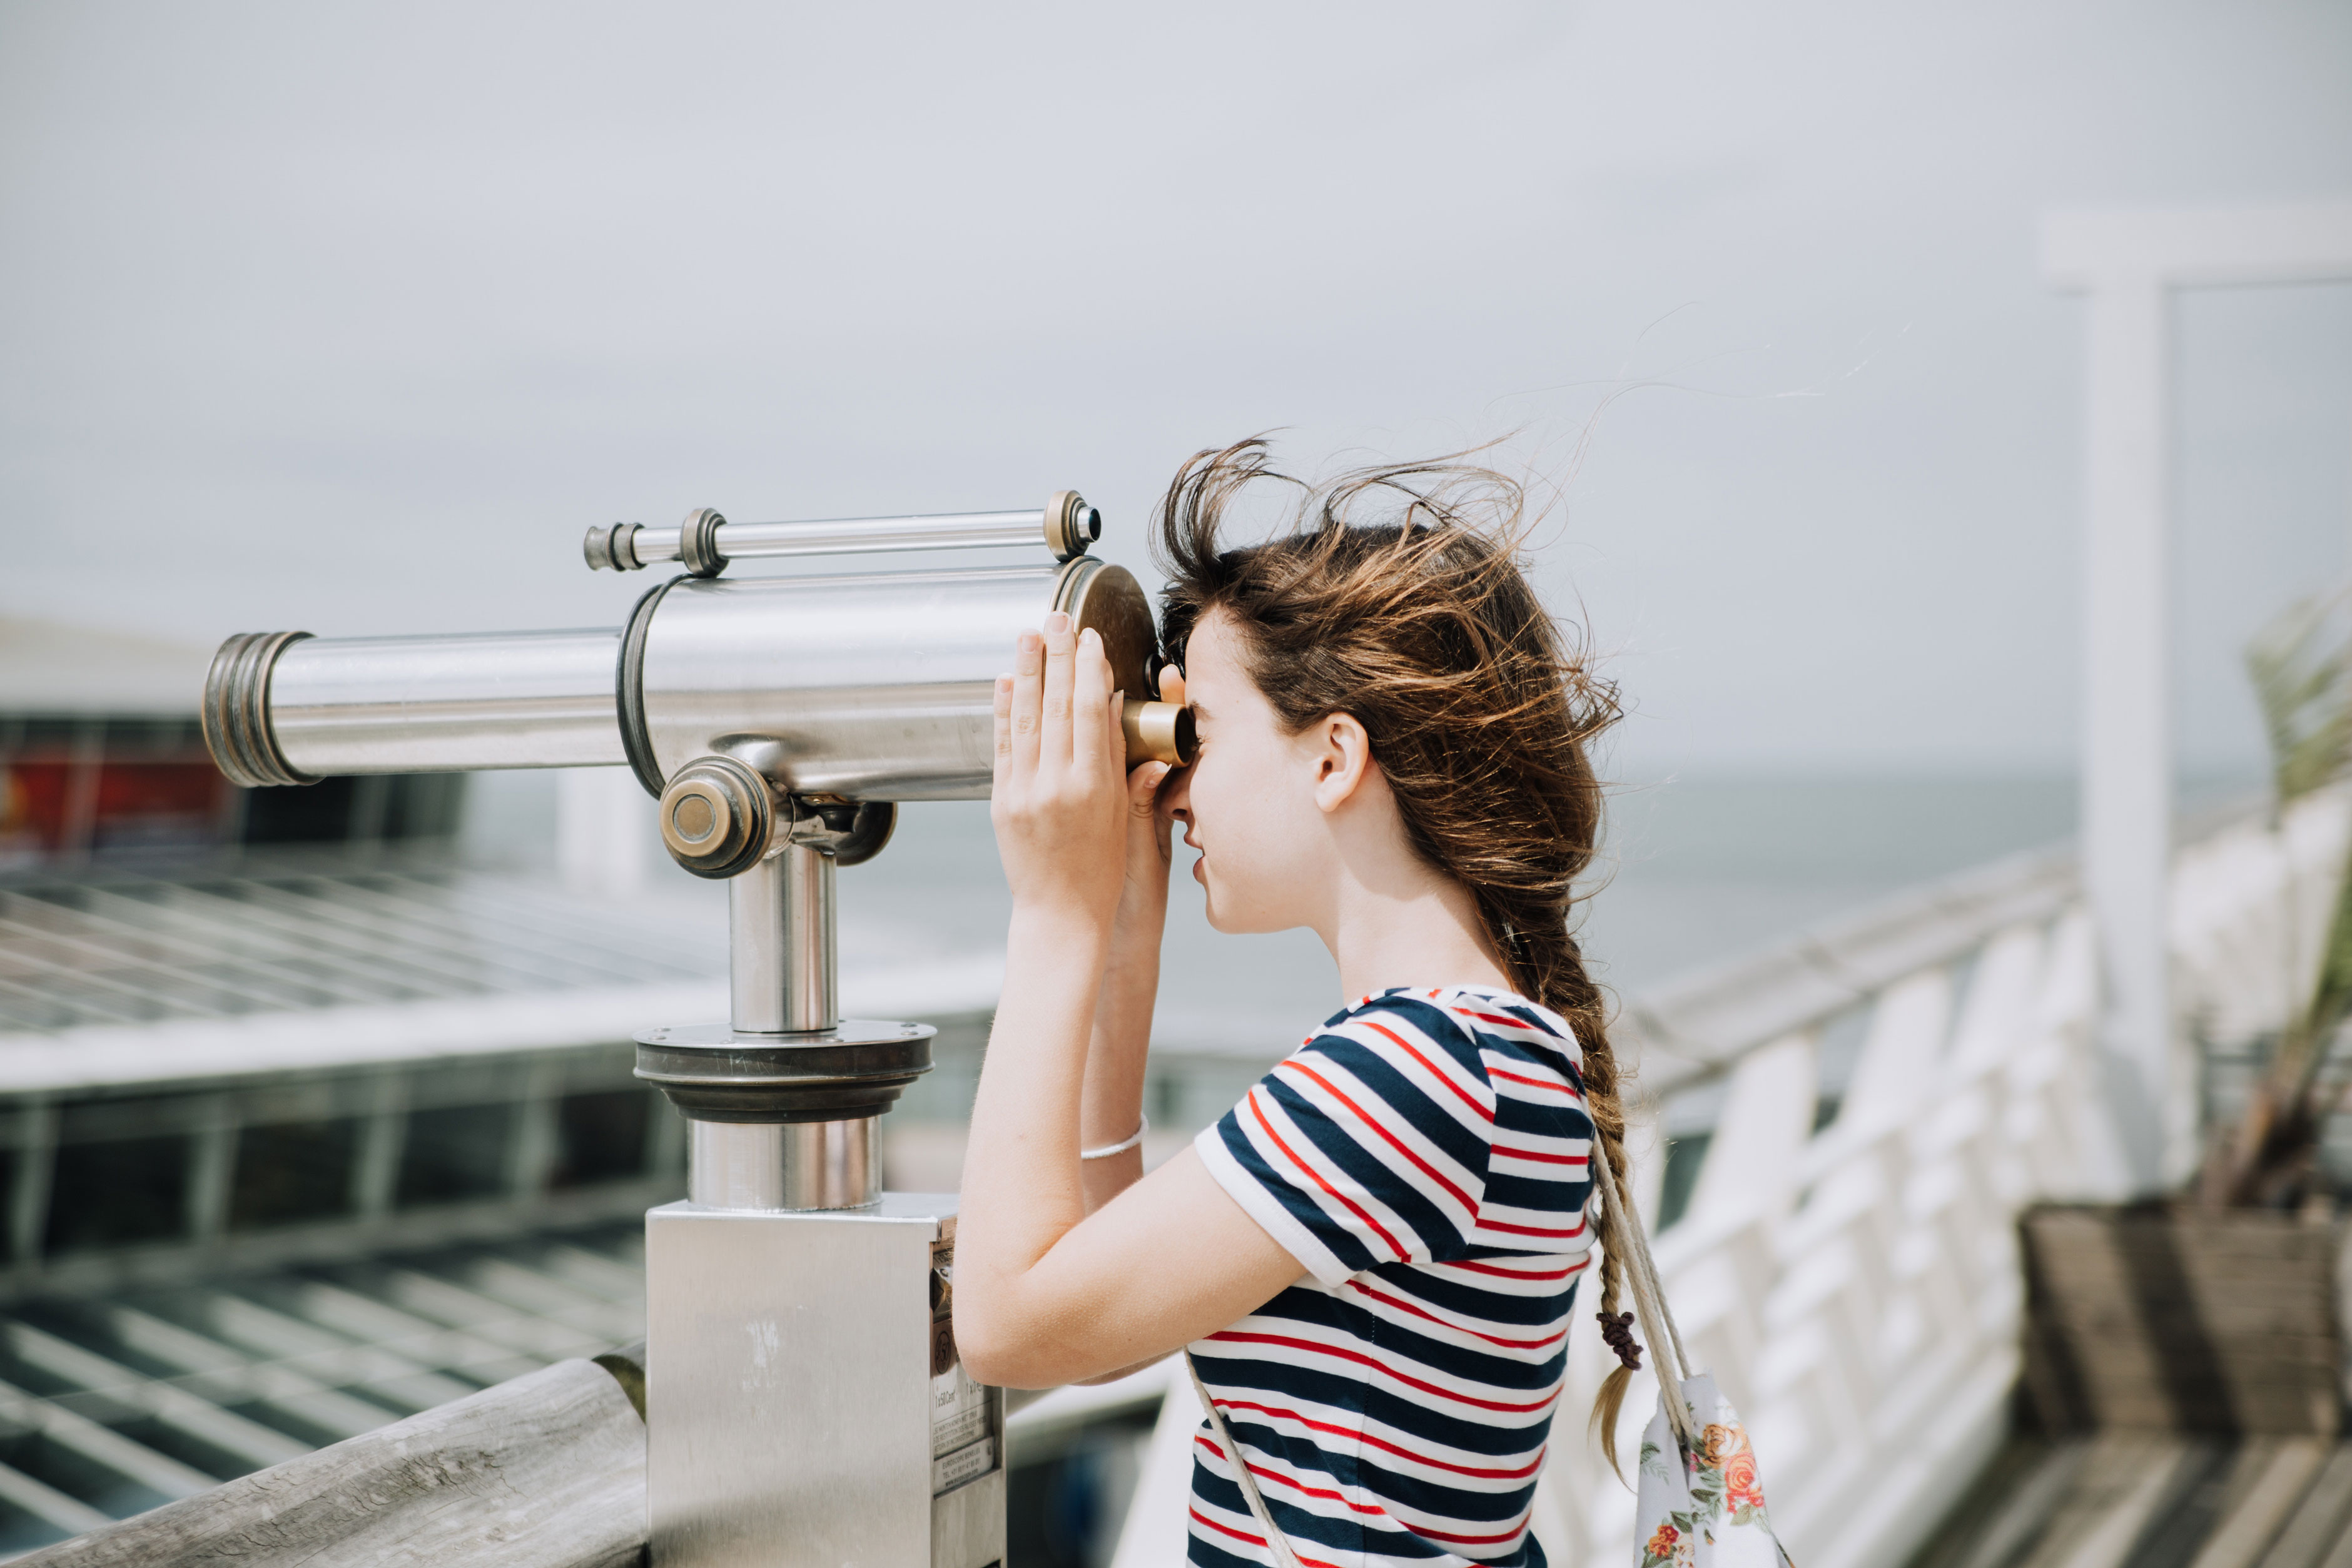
[3,2,2347,777]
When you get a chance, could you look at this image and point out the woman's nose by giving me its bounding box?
[1163,761,1193,821]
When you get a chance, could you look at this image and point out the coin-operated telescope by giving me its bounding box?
[203,493,1192,1568]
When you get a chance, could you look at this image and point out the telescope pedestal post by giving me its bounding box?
[642,829,999,1568]
[728,844,838,1035]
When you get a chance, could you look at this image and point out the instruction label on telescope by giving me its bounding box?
[931,1223,994,1467]
[933,1437,996,1496]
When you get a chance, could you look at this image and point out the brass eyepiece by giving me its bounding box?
[1122,699,1195,768]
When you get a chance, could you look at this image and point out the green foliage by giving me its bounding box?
[2206,589,2352,1206]
[2247,590,2352,808]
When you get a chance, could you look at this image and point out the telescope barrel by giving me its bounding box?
[585,492,1100,576]
[205,555,1187,798]
[204,628,624,786]
[633,558,1155,800]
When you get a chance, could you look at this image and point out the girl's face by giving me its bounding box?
[1163,609,1337,936]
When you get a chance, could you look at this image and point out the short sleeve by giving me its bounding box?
[1194,995,1498,1288]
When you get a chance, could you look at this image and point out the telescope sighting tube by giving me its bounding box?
[583,490,1101,576]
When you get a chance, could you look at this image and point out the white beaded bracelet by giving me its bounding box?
[1080,1115,1150,1160]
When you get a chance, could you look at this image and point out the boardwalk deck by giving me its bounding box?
[1912,1436,2352,1568]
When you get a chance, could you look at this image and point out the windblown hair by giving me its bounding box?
[1152,438,1645,1468]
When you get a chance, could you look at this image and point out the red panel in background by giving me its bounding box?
[91,762,231,850]
[0,761,72,858]
[0,759,231,862]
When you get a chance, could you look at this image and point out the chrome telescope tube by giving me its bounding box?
[205,627,624,787]
[627,555,1161,800]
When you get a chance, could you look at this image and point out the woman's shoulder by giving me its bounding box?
[1309,986,1584,1083]
[1330,984,1578,1050]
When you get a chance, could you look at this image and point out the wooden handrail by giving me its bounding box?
[14,1350,648,1567]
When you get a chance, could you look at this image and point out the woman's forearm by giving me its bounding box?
[1078,909,1162,1211]
[960,903,1111,1298]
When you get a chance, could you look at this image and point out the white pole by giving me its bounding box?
[2046,201,2352,1194]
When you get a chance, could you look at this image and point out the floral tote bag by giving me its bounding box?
[1591,1146,1795,1568]
[1633,1372,1792,1567]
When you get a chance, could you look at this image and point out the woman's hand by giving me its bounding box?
[991,612,1128,929]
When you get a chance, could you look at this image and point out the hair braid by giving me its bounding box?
[1152,438,1645,1474]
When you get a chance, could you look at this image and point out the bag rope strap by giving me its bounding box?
[1185,1351,1306,1568]
[1588,1133,1701,1455]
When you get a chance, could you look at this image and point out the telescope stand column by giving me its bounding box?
[728,843,837,1035]
[687,1118,879,1212]
[638,818,1000,1568]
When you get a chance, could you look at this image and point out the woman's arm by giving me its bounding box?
[1074,663,1193,1213]
[955,615,1302,1389]
[1074,754,1173,1215]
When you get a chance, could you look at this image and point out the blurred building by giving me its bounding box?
[0,618,463,870]
[0,617,701,1549]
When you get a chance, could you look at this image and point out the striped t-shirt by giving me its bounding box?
[1189,986,1595,1568]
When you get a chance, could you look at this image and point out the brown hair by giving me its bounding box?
[1152,438,1646,1467]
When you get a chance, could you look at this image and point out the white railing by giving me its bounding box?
[1108,790,2352,1568]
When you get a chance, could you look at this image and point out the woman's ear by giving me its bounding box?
[1311,713,1376,814]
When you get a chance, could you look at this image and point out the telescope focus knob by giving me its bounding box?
[659,755,775,878]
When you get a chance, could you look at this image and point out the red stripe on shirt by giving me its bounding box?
[1195,1435,1387,1515]
[1279,1060,1476,1213]
[1488,1066,1579,1096]
[1212,1398,1548,1480]
[1464,1009,1546,1031]
[1354,1024,1496,1123]
[1449,1256,1589,1282]
[1205,1331,1557,1413]
[1359,1020,1494,1125]
[1188,1507,1352,1568]
[1479,1215,1590,1241]
[1247,1091,1409,1261]
[1414,1510,1541,1547]
[1344,1278,1569,1350]
[1489,1143,1589,1166]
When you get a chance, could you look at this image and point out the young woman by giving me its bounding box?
[955,440,1638,1568]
